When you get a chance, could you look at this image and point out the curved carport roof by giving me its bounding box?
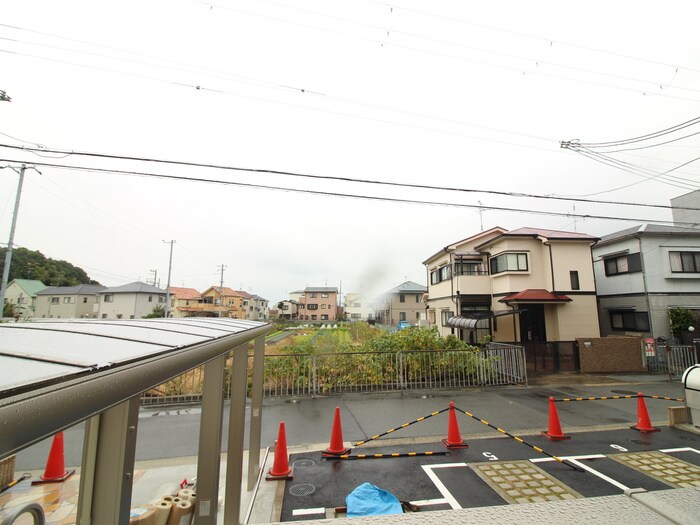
[0,317,272,525]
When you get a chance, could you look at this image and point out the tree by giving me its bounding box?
[3,302,15,318]
[0,247,99,286]
[669,307,694,341]
[143,305,165,318]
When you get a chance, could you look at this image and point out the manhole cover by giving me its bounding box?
[292,458,316,468]
[289,483,316,497]
[611,389,638,395]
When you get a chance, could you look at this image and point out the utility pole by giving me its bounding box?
[149,269,158,286]
[163,240,175,318]
[0,164,26,315]
[217,264,227,317]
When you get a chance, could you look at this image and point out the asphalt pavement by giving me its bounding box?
[15,373,686,471]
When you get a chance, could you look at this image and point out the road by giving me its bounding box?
[15,377,686,471]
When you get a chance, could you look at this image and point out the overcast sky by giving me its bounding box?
[2,0,700,303]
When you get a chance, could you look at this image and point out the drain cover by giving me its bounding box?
[292,458,316,468]
[289,483,316,497]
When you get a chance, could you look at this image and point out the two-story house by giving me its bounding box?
[167,287,203,318]
[200,286,244,318]
[96,282,167,319]
[34,284,106,318]
[375,282,427,326]
[424,227,600,368]
[250,294,269,321]
[3,279,45,317]
[593,224,700,341]
[297,287,338,321]
[277,299,299,320]
[344,293,376,322]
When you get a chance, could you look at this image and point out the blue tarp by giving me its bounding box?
[346,482,403,517]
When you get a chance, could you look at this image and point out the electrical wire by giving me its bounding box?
[3,142,700,213]
[0,155,695,227]
[569,116,700,148]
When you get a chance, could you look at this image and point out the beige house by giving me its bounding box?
[375,282,427,326]
[297,287,338,321]
[344,292,376,322]
[34,284,106,318]
[199,286,244,318]
[96,282,167,319]
[424,227,600,369]
[168,287,203,318]
[3,279,45,317]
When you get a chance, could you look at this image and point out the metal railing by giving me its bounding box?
[645,344,698,377]
[140,343,527,405]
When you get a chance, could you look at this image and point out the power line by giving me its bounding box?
[2,143,700,212]
[565,116,700,148]
[0,155,695,227]
[366,0,700,76]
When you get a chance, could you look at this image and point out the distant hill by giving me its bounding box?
[0,247,100,286]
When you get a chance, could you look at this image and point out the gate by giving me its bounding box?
[646,344,698,378]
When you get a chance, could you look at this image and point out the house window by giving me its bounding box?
[309,293,317,298]
[610,310,650,331]
[353,302,361,307]
[454,260,485,275]
[604,253,642,276]
[416,312,420,320]
[400,312,406,321]
[308,304,318,310]
[148,295,153,302]
[104,295,113,303]
[63,297,72,304]
[570,271,580,290]
[116,314,123,319]
[159,296,166,303]
[101,313,107,318]
[441,310,454,326]
[51,297,60,304]
[669,251,700,273]
[83,297,88,303]
[430,270,439,285]
[489,253,528,274]
[311,315,317,320]
[351,313,361,319]
[321,314,328,320]
[440,265,451,281]
[321,293,329,298]
[416,295,421,303]
[400,294,405,303]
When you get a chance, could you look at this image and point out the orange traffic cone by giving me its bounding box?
[442,402,468,448]
[631,393,660,433]
[266,422,293,480]
[542,397,570,440]
[32,432,75,485]
[323,407,351,456]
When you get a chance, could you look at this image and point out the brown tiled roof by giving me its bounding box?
[232,290,253,299]
[499,289,572,303]
[168,287,201,300]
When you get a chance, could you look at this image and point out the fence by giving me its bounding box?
[645,344,698,377]
[141,343,527,405]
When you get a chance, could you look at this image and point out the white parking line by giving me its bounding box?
[421,463,467,510]
[292,507,325,516]
[530,454,633,491]
[660,447,700,454]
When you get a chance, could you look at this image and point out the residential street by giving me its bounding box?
[15,376,686,471]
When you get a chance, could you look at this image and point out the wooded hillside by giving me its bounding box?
[0,247,99,286]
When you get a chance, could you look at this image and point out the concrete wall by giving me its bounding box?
[576,337,645,373]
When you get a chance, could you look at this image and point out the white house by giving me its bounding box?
[593,224,700,340]
[34,284,106,318]
[96,282,167,319]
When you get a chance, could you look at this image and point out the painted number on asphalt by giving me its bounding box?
[483,452,499,461]
[610,444,628,452]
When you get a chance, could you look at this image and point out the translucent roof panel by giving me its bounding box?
[0,318,267,396]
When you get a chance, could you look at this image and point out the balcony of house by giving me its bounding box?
[453,271,491,295]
